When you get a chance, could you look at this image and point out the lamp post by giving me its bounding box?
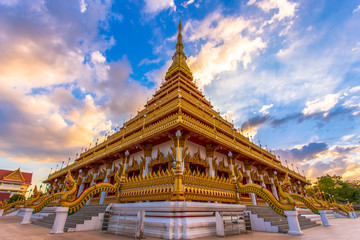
[121,150,130,183]
[171,130,185,201]
[228,151,235,182]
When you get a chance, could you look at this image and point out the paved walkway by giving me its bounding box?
[0,216,359,240]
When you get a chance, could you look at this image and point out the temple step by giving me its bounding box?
[246,205,321,233]
[32,204,109,232]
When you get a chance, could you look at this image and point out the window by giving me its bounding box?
[93,180,102,198]
[241,178,249,198]
[190,163,207,175]
[83,182,90,191]
[127,170,141,178]
[151,163,168,174]
[254,181,262,199]
[266,184,273,193]
[216,171,229,179]
[107,176,116,197]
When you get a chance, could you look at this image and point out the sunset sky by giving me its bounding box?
[0,0,359,190]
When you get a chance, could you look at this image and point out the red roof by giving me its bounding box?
[0,169,32,185]
[0,192,11,202]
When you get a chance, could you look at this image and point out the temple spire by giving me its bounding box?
[165,21,193,81]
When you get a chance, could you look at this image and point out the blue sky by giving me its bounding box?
[0,0,359,189]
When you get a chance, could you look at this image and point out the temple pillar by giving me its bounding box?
[171,130,185,201]
[99,165,112,205]
[206,144,219,177]
[319,210,330,226]
[50,207,69,234]
[246,169,257,206]
[271,178,279,200]
[285,210,303,235]
[20,208,33,224]
[86,170,98,205]
[140,143,153,176]
[77,169,84,197]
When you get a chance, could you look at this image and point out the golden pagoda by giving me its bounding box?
[3,22,355,239]
[43,21,309,206]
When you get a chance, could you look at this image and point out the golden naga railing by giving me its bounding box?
[236,171,295,217]
[290,193,325,214]
[119,169,174,202]
[29,193,63,214]
[0,196,25,212]
[27,170,122,215]
[183,169,237,203]
[60,170,122,214]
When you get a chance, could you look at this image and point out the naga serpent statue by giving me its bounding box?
[289,187,326,214]
[60,170,122,214]
[25,185,41,207]
[0,195,25,212]
[236,171,295,217]
[29,169,122,215]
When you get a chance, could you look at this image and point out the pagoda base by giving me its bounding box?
[106,201,246,239]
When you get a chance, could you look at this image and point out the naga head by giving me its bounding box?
[281,173,291,193]
[114,169,121,188]
[236,170,244,185]
[315,187,323,200]
[65,171,75,191]
[32,185,39,198]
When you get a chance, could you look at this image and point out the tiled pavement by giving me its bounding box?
[0,216,359,240]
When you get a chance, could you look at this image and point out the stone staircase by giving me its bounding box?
[32,204,108,232]
[2,208,19,216]
[246,206,320,233]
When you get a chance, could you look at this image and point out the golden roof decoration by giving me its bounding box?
[184,148,209,169]
[148,148,173,168]
[4,168,25,182]
[165,21,193,80]
[214,159,231,174]
[126,157,141,173]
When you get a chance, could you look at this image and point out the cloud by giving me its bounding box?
[302,93,340,116]
[353,5,360,14]
[138,58,162,67]
[143,0,176,14]
[277,142,329,163]
[259,104,273,115]
[185,12,266,88]
[278,143,360,181]
[0,0,150,167]
[248,0,298,24]
[241,115,271,136]
[80,0,87,13]
[182,0,195,7]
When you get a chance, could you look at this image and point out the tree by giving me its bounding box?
[6,194,24,203]
[316,174,360,204]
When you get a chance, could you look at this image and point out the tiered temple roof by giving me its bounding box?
[45,22,307,185]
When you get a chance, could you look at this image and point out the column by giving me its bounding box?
[319,210,330,226]
[206,144,218,177]
[179,134,190,172]
[285,210,303,235]
[50,207,69,234]
[271,178,279,200]
[86,171,97,205]
[141,143,153,176]
[171,130,185,201]
[20,208,33,224]
[246,169,257,206]
[99,166,112,205]
[77,169,84,197]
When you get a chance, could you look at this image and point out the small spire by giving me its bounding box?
[165,21,193,80]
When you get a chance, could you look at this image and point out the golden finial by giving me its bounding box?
[165,21,193,80]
